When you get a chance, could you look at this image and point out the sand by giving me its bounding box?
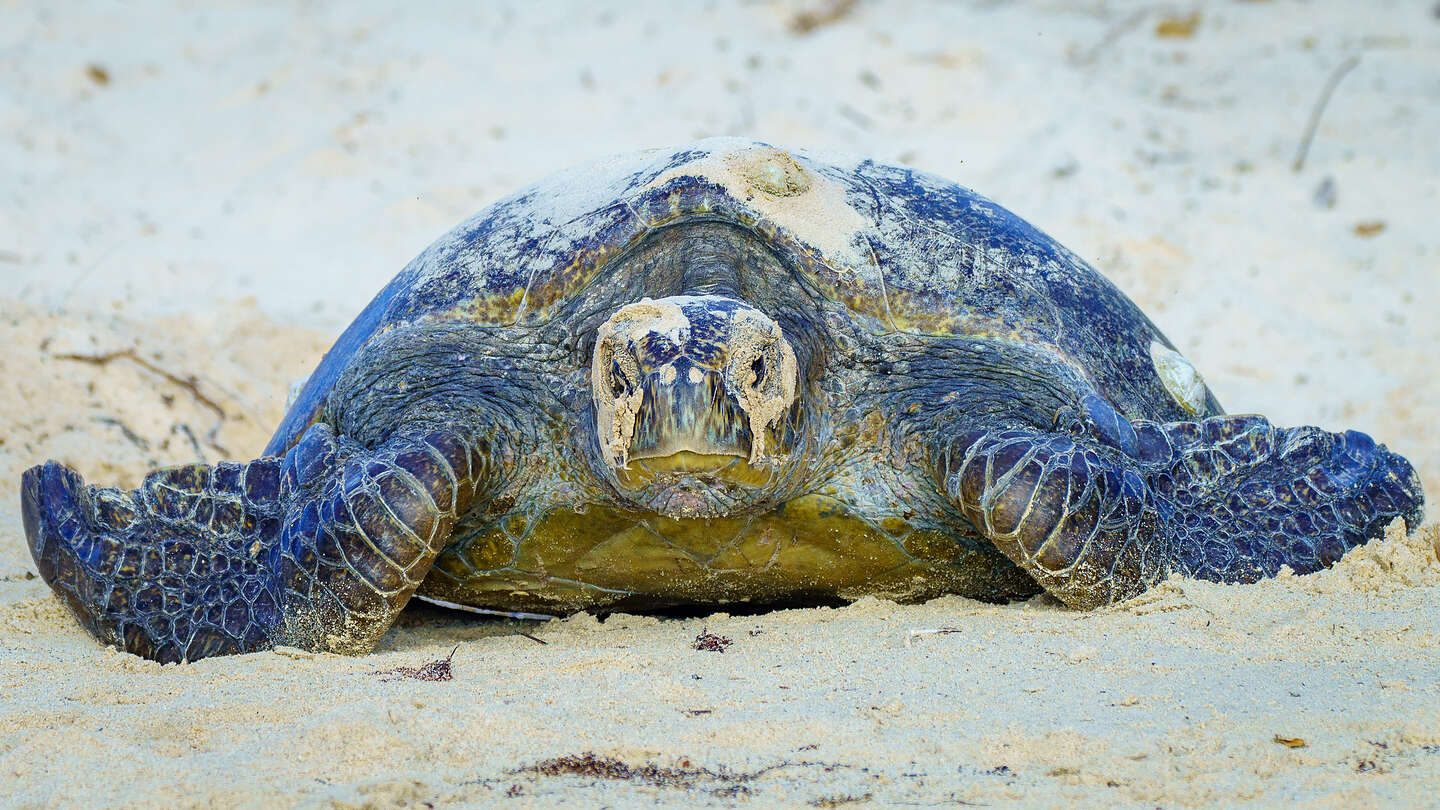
[3,1,1439,807]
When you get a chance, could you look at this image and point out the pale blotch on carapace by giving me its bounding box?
[1150,340,1209,416]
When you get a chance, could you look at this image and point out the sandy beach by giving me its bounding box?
[3,1,1438,806]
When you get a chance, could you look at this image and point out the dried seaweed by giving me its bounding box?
[692,629,733,652]
[518,751,851,794]
[372,646,458,682]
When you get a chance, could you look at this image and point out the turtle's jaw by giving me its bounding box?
[618,451,775,489]
[616,385,776,518]
[615,452,777,519]
[623,451,748,476]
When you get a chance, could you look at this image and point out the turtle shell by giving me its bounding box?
[267,138,1221,455]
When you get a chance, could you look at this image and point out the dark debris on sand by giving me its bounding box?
[371,645,458,682]
[692,629,733,653]
[516,751,853,798]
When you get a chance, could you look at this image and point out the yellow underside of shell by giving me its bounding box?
[421,496,1014,614]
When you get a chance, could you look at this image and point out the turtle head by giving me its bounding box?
[591,295,800,517]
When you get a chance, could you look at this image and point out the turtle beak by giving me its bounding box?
[591,295,798,472]
[628,357,750,461]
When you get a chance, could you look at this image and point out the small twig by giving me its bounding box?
[1292,55,1361,172]
[174,422,207,464]
[55,349,225,417]
[55,349,229,453]
[518,632,547,645]
[270,646,315,659]
[411,594,555,621]
[512,752,857,789]
[1068,9,1150,67]
[905,627,962,648]
[93,416,151,452]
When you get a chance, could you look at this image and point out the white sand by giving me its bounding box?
[2,1,1438,807]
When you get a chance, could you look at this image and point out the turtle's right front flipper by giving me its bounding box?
[21,422,497,662]
[936,396,1424,608]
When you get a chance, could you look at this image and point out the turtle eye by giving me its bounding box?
[750,355,767,388]
[610,359,629,397]
[607,346,641,399]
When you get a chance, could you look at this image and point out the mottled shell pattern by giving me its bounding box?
[268,137,1220,456]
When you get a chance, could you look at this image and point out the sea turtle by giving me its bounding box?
[21,138,1424,663]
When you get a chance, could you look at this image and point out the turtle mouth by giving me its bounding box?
[617,451,772,487]
[614,452,776,518]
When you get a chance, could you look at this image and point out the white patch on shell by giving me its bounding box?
[643,142,871,273]
[398,138,888,331]
[1150,341,1208,416]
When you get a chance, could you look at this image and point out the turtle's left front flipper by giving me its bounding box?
[21,422,494,662]
[935,395,1424,608]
